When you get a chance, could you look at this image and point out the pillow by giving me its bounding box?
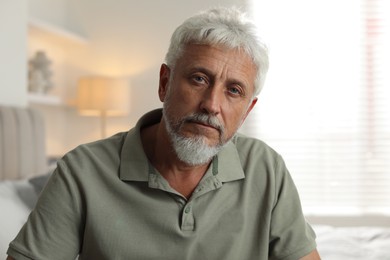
[28,160,57,194]
[28,172,51,194]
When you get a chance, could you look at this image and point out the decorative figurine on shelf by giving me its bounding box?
[28,51,54,94]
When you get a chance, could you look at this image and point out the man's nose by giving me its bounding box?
[200,86,222,115]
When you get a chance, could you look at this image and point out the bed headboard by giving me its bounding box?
[0,106,48,180]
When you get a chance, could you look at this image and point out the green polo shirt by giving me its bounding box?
[7,109,316,260]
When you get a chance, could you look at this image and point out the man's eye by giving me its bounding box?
[228,86,242,96]
[193,76,205,83]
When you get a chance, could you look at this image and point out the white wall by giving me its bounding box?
[0,0,28,106]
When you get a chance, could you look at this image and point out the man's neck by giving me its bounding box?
[141,122,210,199]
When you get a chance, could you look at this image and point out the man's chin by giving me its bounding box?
[178,132,222,148]
[169,133,222,166]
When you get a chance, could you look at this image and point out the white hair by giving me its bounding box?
[165,7,269,96]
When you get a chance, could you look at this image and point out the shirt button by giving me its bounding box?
[184,206,191,213]
[194,187,202,193]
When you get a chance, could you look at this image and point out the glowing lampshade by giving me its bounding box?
[77,76,130,137]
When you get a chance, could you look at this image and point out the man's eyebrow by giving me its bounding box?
[187,66,214,76]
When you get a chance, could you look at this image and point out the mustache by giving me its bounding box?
[183,113,224,133]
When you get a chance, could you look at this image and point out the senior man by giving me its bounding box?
[7,7,320,260]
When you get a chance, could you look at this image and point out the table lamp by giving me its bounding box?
[77,76,130,138]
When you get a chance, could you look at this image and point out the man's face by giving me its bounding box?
[159,44,258,151]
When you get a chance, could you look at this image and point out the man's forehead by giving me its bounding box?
[178,44,257,90]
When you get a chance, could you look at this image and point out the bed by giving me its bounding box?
[1,106,390,259]
[0,105,53,255]
[0,175,49,255]
[314,224,390,259]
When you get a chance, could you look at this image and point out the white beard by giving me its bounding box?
[164,116,223,166]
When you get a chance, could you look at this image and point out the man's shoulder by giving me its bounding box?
[62,131,129,165]
[52,131,130,184]
[229,132,285,172]
[232,132,280,157]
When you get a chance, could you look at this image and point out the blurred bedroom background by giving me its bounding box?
[0,0,389,257]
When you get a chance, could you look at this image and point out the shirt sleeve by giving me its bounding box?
[7,160,84,260]
[268,155,317,260]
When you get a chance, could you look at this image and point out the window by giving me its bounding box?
[243,0,390,215]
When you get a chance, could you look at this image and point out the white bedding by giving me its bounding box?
[314,224,390,260]
[1,178,390,259]
[0,179,38,255]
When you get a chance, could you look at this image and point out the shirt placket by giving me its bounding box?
[148,157,222,232]
[180,157,222,231]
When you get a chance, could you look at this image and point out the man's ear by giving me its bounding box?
[241,97,258,124]
[158,64,171,102]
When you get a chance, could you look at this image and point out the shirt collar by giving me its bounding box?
[215,139,245,182]
[119,109,245,183]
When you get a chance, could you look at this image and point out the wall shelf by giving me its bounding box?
[28,93,63,106]
[27,18,88,106]
[28,18,88,45]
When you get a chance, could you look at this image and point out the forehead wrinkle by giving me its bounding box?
[178,44,256,93]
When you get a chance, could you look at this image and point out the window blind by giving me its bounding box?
[243,0,390,215]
